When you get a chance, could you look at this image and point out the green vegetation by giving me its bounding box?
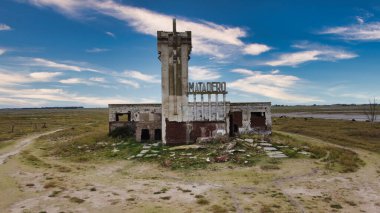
[272,131,364,172]
[109,126,135,138]
[210,205,228,213]
[0,108,108,142]
[196,197,210,205]
[273,117,380,153]
[69,197,85,204]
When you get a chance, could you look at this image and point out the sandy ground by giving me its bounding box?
[0,132,379,213]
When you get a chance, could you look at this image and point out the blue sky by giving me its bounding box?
[0,0,379,108]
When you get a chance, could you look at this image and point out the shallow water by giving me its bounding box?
[272,112,379,122]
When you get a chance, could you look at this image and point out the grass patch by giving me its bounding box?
[159,196,171,200]
[196,198,210,205]
[210,205,228,213]
[260,164,280,170]
[20,150,51,168]
[69,196,85,204]
[273,117,380,153]
[0,108,108,143]
[330,204,343,209]
[43,181,58,189]
[272,132,364,172]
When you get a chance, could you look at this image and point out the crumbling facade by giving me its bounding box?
[109,19,272,145]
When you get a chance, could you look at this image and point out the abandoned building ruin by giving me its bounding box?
[109,19,272,145]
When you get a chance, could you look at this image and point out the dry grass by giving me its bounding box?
[0,108,108,143]
[272,132,364,172]
[273,117,380,153]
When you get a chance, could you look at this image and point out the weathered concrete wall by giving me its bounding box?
[158,23,192,145]
[190,121,226,142]
[230,102,272,134]
[108,104,162,142]
[108,102,271,143]
[188,102,230,121]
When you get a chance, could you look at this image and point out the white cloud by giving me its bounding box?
[320,21,380,41]
[0,70,61,85]
[355,16,365,25]
[123,70,160,83]
[31,58,99,72]
[89,77,106,82]
[341,93,370,100]
[271,69,280,74]
[86,48,109,53]
[0,24,11,31]
[118,79,140,88]
[29,72,62,81]
[229,68,320,102]
[0,97,45,107]
[243,43,271,55]
[0,86,138,107]
[189,66,221,81]
[106,31,115,37]
[24,0,269,59]
[265,43,357,66]
[266,50,320,66]
[0,48,6,55]
[59,78,90,85]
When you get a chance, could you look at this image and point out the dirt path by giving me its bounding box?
[0,129,62,165]
[273,131,380,213]
[1,130,379,212]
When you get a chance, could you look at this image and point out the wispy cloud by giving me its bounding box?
[189,66,221,81]
[0,48,6,55]
[59,77,108,85]
[30,58,100,72]
[0,24,11,31]
[123,70,160,83]
[265,42,357,66]
[23,0,270,59]
[0,86,139,107]
[105,31,115,37]
[320,21,380,41]
[243,43,271,55]
[229,68,321,102]
[0,70,61,85]
[89,77,106,83]
[86,48,109,53]
[59,78,90,85]
[118,79,140,88]
[29,72,62,81]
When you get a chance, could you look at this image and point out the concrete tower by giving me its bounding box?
[157,19,192,144]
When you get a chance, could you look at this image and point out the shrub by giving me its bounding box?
[109,126,135,138]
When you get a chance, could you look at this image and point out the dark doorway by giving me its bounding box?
[154,129,162,140]
[141,129,150,141]
[229,111,242,137]
[250,112,266,129]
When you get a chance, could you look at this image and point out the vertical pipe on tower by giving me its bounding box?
[194,94,197,120]
[201,94,204,120]
[223,93,226,120]
[208,94,211,121]
[215,94,218,121]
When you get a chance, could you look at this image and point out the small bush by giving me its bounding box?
[260,164,280,170]
[210,205,228,213]
[196,198,210,205]
[109,126,135,138]
[69,197,85,204]
[330,204,343,209]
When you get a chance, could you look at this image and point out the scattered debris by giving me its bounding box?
[169,145,204,151]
